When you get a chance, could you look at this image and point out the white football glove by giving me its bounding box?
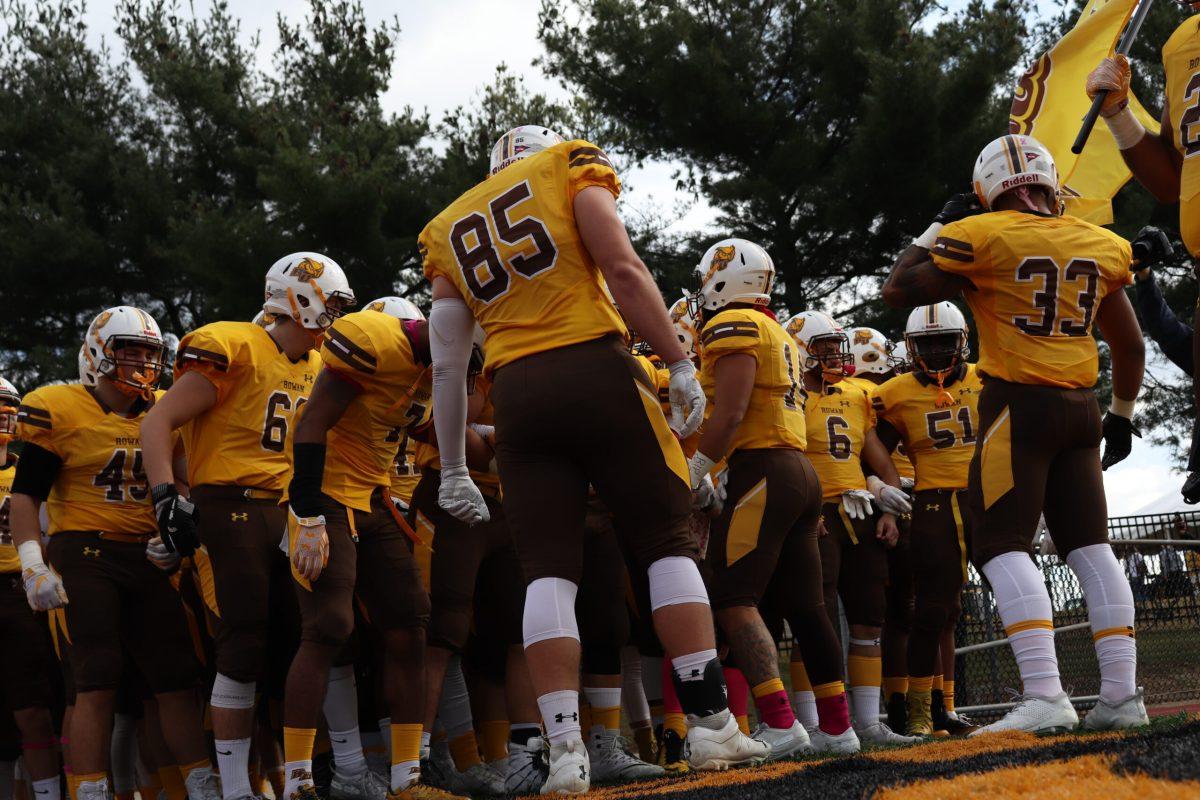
[289,506,330,582]
[713,468,729,516]
[146,537,181,572]
[900,476,915,492]
[841,489,875,520]
[667,359,706,438]
[438,464,491,525]
[18,542,67,611]
[866,476,912,516]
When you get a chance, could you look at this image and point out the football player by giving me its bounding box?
[883,134,1148,733]
[871,303,982,736]
[280,297,452,800]
[846,327,916,731]
[9,308,218,800]
[140,254,351,800]
[785,311,918,746]
[1087,7,1200,502]
[419,125,760,793]
[0,378,61,799]
[689,239,856,758]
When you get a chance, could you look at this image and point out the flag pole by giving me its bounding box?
[1070,0,1156,154]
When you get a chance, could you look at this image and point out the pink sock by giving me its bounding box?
[816,691,851,735]
[662,658,682,714]
[724,667,750,719]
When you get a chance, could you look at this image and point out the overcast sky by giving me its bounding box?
[67,0,1188,514]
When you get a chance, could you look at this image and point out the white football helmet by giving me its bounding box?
[690,238,775,316]
[263,252,355,331]
[784,310,853,380]
[973,134,1059,211]
[364,296,426,321]
[888,340,911,375]
[669,295,700,358]
[0,377,19,444]
[489,125,565,176]
[80,305,167,399]
[905,302,970,381]
[848,327,893,376]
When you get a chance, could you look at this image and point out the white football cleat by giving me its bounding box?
[855,720,923,746]
[969,693,1079,736]
[686,712,770,771]
[504,736,547,795]
[808,726,861,755]
[751,720,812,760]
[587,731,665,782]
[540,739,590,795]
[1082,689,1150,731]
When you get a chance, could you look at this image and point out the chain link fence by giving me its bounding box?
[955,510,1200,720]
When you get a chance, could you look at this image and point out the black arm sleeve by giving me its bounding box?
[11,442,62,501]
[1133,274,1194,376]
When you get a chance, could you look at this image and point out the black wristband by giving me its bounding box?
[151,483,177,506]
[289,442,327,518]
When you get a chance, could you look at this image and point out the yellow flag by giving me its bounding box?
[1009,0,1160,224]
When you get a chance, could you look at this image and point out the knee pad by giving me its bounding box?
[210,673,256,711]
[1066,544,1134,632]
[981,551,1053,626]
[522,578,579,648]
[648,556,709,611]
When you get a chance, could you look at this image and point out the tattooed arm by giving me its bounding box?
[882,245,973,308]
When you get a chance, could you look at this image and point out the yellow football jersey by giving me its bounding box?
[305,310,432,512]
[931,210,1132,388]
[412,376,500,492]
[390,438,422,506]
[419,140,627,375]
[16,384,164,535]
[698,308,807,453]
[871,365,983,492]
[1163,16,1200,257]
[803,379,874,500]
[176,321,321,491]
[0,456,18,572]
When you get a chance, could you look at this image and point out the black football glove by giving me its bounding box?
[1130,226,1173,269]
[1100,412,1140,471]
[1183,473,1200,505]
[152,484,200,557]
[933,191,985,225]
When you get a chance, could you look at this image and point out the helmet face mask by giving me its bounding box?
[888,341,911,375]
[807,333,853,378]
[104,338,166,399]
[0,378,19,444]
[81,306,167,401]
[907,331,965,378]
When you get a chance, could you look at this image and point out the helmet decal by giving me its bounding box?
[290,258,325,281]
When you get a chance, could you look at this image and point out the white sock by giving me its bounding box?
[32,777,59,800]
[329,728,367,777]
[438,656,475,739]
[672,649,717,682]
[537,690,583,745]
[849,685,880,728]
[583,685,623,736]
[215,738,252,799]
[282,760,312,798]
[390,760,420,792]
[420,730,431,750]
[983,551,1062,697]
[322,666,367,776]
[621,647,651,728]
[792,690,818,729]
[110,713,137,796]
[1066,543,1138,702]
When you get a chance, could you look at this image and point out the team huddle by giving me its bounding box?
[0,14,1196,799]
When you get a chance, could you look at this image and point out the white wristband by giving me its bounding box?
[1110,396,1137,420]
[1103,106,1146,151]
[17,541,45,572]
[913,222,943,250]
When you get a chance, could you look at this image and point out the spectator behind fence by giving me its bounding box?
[1123,547,1146,603]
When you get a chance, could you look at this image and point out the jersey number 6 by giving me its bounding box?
[449,181,559,303]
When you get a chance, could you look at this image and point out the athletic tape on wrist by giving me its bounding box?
[1104,106,1146,150]
[1110,396,1136,420]
[913,222,943,250]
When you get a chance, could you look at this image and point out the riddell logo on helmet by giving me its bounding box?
[1000,173,1041,190]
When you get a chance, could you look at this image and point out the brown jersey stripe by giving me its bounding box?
[934,236,973,252]
[700,322,759,345]
[16,406,51,429]
[178,346,231,371]
[569,155,615,170]
[568,146,609,162]
[931,239,974,263]
[702,329,760,345]
[871,396,886,413]
[324,328,378,374]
